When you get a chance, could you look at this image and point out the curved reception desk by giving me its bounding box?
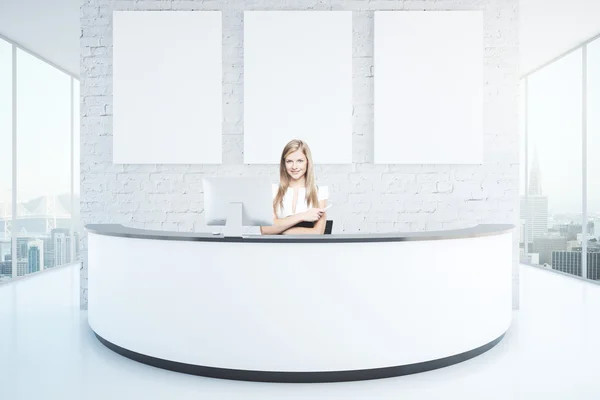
[86,224,514,383]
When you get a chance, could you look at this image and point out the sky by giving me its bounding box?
[0,37,79,208]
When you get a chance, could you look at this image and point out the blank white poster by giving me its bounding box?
[113,11,222,164]
[244,11,352,164]
[374,11,483,164]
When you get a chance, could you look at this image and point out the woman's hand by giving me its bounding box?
[301,208,324,222]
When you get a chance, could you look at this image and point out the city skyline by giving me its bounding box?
[521,136,600,278]
[0,224,80,280]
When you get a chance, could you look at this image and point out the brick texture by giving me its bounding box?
[80,0,520,309]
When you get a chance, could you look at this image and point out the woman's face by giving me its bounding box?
[285,150,307,181]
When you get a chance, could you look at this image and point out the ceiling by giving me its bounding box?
[0,0,79,77]
[0,0,599,80]
[519,0,600,75]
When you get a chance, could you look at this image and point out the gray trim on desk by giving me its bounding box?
[85,224,514,244]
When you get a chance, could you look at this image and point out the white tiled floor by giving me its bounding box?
[1,264,599,399]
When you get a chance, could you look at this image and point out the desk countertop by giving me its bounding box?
[85,223,514,243]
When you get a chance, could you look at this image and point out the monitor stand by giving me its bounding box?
[224,202,243,238]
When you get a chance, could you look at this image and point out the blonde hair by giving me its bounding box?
[274,139,318,214]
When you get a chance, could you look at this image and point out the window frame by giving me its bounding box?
[0,33,80,280]
[521,34,600,281]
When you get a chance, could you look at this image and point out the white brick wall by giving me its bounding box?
[80,0,520,309]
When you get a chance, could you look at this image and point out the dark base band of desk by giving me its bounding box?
[93,331,506,383]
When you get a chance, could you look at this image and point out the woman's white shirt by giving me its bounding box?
[272,184,328,219]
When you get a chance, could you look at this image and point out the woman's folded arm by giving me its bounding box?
[260,213,305,235]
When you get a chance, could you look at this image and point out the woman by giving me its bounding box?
[260,139,328,235]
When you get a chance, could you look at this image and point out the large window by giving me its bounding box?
[519,81,526,255]
[522,37,600,281]
[73,79,80,258]
[588,38,600,279]
[0,39,12,283]
[0,37,80,281]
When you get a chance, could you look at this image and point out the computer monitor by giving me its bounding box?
[203,177,273,237]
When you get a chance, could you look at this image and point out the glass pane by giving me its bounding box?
[588,38,600,280]
[16,49,71,275]
[527,49,583,276]
[519,80,527,260]
[73,79,80,261]
[0,39,12,282]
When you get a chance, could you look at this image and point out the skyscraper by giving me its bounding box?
[16,237,29,260]
[1,254,11,276]
[520,147,549,245]
[533,235,567,265]
[28,246,40,274]
[66,235,72,264]
[552,250,600,280]
[0,239,10,261]
[27,240,44,274]
[17,260,28,277]
[52,228,71,267]
[528,147,543,196]
[42,236,54,268]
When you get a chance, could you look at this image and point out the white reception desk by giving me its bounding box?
[86,224,514,383]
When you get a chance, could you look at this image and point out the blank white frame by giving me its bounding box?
[374,11,483,164]
[244,11,352,164]
[113,11,222,164]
